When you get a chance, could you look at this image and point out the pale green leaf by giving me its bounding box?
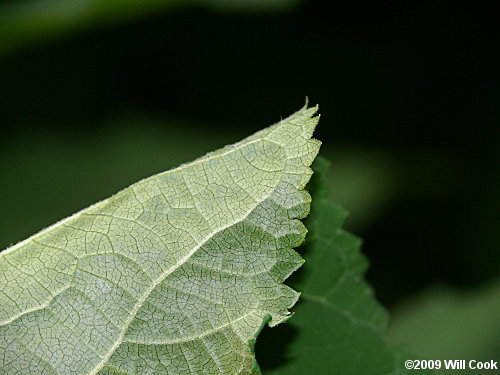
[0,105,321,375]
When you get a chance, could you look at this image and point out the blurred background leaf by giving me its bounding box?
[0,0,185,56]
[388,281,500,374]
[0,0,498,370]
[0,0,301,56]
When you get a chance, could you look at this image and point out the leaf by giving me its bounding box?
[0,105,321,375]
[0,0,302,57]
[0,0,185,57]
[259,158,431,375]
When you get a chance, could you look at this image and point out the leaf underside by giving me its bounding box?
[0,105,321,375]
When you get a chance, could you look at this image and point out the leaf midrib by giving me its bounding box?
[88,153,286,375]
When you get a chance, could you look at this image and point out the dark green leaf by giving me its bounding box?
[259,157,430,375]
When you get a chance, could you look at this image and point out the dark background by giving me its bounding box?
[0,0,498,364]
